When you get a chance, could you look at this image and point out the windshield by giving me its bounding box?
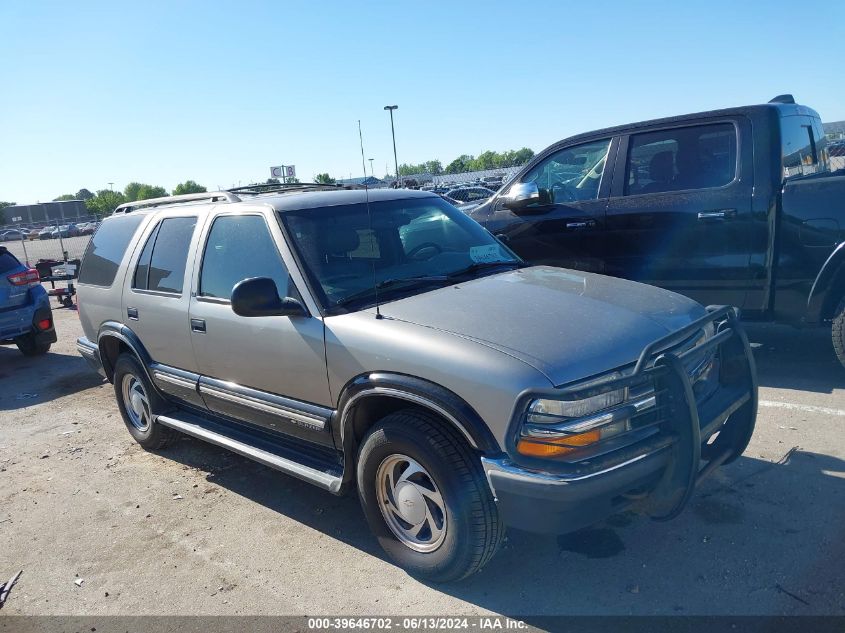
[282,196,521,313]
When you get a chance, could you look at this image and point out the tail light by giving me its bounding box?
[7,268,41,287]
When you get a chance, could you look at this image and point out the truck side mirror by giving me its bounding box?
[501,182,541,211]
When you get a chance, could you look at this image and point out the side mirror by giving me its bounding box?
[501,182,540,210]
[231,277,307,318]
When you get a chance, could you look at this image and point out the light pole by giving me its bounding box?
[384,105,400,187]
[107,182,114,191]
[368,158,374,180]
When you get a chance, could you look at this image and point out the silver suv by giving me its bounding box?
[76,184,757,581]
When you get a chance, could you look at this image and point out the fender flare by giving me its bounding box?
[807,242,845,322]
[96,321,155,384]
[335,372,501,470]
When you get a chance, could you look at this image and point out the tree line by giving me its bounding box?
[399,147,535,177]
[48,180,208,216]
[313,147,535,183]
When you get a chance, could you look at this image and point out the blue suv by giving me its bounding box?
[0,246,57,355]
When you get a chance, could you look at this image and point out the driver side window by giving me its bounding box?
[519,139,611,204]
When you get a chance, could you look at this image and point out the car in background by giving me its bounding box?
[77,222,98,235]
[469,95,845,367]
[50,224,79,239]
[482,176,505,190]
[0,229,27,242]
[0,246,57,355]
[38,226,55,240]
[445,186,495,205]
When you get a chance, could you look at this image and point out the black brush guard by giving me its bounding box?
[518,305,758,521]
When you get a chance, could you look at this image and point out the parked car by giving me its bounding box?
[77,222,98,235]
[0,229,26,242]
[26,228,41,240]
[0,246,57,355]
[445,186,495,204]
[470,95,845,366]
[76,188,756,581]
[38,226,55,240]
[50,223,79,239]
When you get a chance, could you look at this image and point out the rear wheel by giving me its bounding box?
[113,353,174,450]
[356,409,503,582]
[832,297,845,369]
[15,332,51,356]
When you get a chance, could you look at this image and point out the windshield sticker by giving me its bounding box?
[469,244,504,263]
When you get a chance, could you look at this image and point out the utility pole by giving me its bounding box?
[384,105,400,186]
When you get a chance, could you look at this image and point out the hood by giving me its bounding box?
[378,266,707,386]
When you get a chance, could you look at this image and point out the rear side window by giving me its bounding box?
[0,249,21,274]
[199,215,289,300]
[625,123,737,195]
[133,217,197,294]
[782,115,823,179]
[79,215,144,287]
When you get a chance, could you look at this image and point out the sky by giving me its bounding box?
[1,0,843,204]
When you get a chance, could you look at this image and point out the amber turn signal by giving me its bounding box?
[516,429,601,457]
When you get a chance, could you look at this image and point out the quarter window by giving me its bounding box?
[132,216,196,294]
[625,123,737,195]
[518,139,611,204]
[79,215,144,287]
[199,215,290,300]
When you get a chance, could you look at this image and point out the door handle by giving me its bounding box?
[127,307,139,320]
[190,318,206,333]
[566,220,595,229]
[697,209,736,221]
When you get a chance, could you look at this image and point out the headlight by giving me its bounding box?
[527,389,625,423]
[518,371,633,458]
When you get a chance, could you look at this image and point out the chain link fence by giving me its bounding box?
[1,216,97,267]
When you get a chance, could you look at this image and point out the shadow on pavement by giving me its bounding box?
[743,322,843,394]
[0,346,105,411]
[154,434,845,616]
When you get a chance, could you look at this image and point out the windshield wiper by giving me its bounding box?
[335,275,449,307]
[446,260,523,279]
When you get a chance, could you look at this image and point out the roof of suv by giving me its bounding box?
[112,187,438,218]
[266,187,436,212]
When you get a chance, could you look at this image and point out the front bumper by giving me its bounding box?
[76,336,105,378]
[486,305,758,534]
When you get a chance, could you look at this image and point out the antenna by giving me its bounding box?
[358,120,382,319]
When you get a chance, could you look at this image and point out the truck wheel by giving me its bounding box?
[15,332,51,356]
[113,353,174,450]
[833,297,845,369]
[356,409,503,582]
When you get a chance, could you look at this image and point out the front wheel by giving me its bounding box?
[832,297,845,369]
[356,409,503,582]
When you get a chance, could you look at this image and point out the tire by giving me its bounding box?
[356,409,504,582]
[112,353,175,450]
[15,332,51,356]
[833,296,845,369]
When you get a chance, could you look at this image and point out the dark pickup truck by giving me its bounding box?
[470,96,845,365]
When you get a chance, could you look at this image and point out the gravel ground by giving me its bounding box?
[1,304,843,617]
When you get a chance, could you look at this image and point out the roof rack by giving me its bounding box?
[113,191,241,215]
[227,182,359,196]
